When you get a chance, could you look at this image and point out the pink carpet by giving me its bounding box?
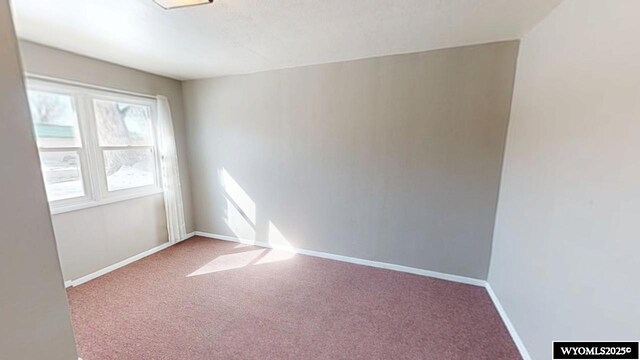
[67,236,521,359]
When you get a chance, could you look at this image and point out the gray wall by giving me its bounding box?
[18,40,195,281]
[183,41,519,279]
[488,1,640,358]
[51,193,168,281]
[0,1,77,358]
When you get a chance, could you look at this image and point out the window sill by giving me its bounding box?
[50,189,164,215]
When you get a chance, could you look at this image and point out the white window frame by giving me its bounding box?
[27,79,163,215]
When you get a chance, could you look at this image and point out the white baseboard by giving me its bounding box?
[485,284,531,360]
[193,231,487,287]
[64,231,196,288]
[64,242,172,288]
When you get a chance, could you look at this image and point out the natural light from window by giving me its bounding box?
[26,80,161,213]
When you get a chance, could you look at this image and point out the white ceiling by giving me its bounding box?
[11,0,561,80]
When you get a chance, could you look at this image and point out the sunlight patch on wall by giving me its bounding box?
[216,168,296,266]
[268,221,295,251]
[221,168,256,224]
[225,198,256,241]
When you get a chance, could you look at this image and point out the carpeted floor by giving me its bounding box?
[67,236,521,359]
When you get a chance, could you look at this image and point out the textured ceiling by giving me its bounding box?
[10,0,561,80]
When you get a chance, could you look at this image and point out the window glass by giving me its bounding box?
[27,90,82,148]
[94,100,154,146]
[39,151,85,201]
[26,81,160,209]
[103,148,156,191]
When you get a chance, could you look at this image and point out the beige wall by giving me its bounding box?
[488,1,640,358]
[0,1,77,358]
[183,41,519,279]
[52,194,168,281]
[18,40,195,281]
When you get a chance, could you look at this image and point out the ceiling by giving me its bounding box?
[10,0,562,80]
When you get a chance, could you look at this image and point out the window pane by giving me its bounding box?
[94,100,153,146]
[40,151,85,202]
[27,90,82,148]
[103,148,156,191]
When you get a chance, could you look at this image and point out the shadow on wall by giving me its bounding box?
[188,167,297,277]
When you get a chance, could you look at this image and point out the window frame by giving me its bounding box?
[27,79,163,215]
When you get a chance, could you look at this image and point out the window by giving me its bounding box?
[92,99,158,193]
[27,80,161,214]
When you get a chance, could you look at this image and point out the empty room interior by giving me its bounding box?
[1,0,639,359]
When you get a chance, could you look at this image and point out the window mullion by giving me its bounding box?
[99,145,154,151]
[36,147,82,152]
